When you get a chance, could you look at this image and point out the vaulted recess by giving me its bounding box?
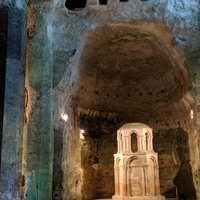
[63,22,196,200]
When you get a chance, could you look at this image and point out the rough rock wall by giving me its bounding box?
[80,120,117,200]
[154,128,196,199]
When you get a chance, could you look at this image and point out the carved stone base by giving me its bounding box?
[112,195,165,200]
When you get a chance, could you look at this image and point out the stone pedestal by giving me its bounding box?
[112,123,165,200]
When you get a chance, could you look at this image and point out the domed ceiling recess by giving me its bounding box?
[75,22,193,128]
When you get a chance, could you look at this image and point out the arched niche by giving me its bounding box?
[63,21,198,200]
[145,131,153,152]
[128,157,144,196]
[131,132,138,152]
[146,157,157,195]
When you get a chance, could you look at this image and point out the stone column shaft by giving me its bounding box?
[24,8,53,200]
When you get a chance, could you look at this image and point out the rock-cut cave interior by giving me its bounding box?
[68,23,196,200]
[0,0,200,200]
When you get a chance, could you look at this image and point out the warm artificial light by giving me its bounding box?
[80,133,85,140]
[61,113,68,122]
[80,129,85,140]
[80,129,85,134]
[190,109,194,119]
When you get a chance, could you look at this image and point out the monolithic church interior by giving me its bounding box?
[0,0,200,200]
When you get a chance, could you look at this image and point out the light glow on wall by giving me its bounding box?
[80,129,85,134]
[80,129,85,140]
[61,113,68,122]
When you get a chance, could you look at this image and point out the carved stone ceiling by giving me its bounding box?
[74,23,192,125]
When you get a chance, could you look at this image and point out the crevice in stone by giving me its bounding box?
[0,5,8,170]
[27,1,35,40]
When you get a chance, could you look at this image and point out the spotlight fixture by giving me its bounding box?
[80,129,85,140]
[80,129,85,134]
[190,109,194,119]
